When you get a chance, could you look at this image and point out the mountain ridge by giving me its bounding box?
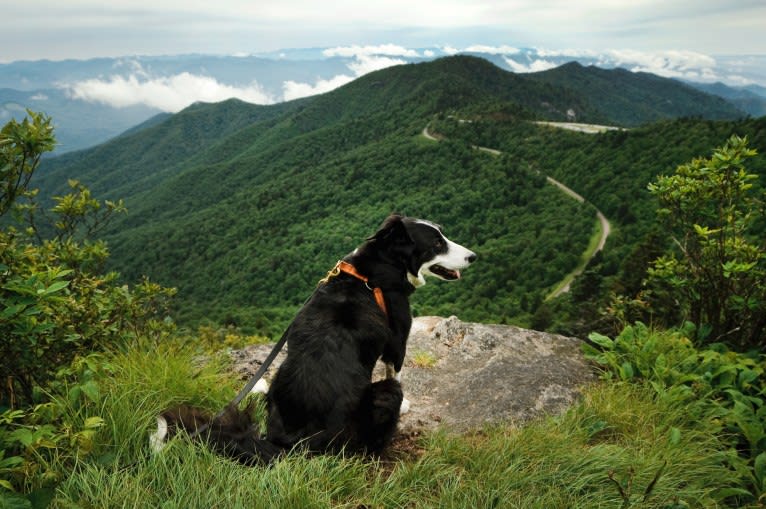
[29,56,765,333]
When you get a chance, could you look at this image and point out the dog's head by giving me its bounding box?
[371,214,476,288]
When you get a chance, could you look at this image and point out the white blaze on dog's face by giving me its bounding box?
[403,219,476,288]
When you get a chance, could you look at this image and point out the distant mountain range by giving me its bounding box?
[29,55,766,333]
[2,48,764,153]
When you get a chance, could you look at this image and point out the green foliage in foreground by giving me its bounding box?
[1,113,175,409]
[0,112,178,506]
[1,336,746,508]
[644,135,766,349]
[586,323,766,505]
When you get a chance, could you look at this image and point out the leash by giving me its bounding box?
[188,324,291,438]
[187,260,385,439]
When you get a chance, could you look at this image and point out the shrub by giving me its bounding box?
[645,135,766,349]
[1,112,176,499]
[585,323,766,504]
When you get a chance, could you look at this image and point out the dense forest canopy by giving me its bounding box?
[28,56,762,335]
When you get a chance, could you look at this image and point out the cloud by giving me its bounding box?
[30,93,49,101]
[599,49,724,83]
[64,72,274,112]
[323,44,419,58]
[503,57,558,73]
[516,47,734,83]
[464,44,520,55]
[282,74,355,102]
[281,52,407,101]
[347,55,407,75]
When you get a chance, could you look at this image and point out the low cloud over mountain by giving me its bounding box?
[51,44,766,114]
[66,72,275,112]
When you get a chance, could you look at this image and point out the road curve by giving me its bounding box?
[421,124,611,298]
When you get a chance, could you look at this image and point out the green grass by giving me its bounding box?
[49,339,737,508]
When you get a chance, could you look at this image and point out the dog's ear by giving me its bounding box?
[371,214,415,262]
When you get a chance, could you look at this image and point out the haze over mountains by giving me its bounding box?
[29,55,766,334]
[3,47,765,153]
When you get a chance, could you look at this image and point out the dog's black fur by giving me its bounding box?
[158,214,475,464]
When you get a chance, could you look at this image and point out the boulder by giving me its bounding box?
[229,316,596,433]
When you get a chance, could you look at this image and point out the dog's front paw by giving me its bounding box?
[400,397,411,415]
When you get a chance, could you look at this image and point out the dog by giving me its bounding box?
[152,214,476,464]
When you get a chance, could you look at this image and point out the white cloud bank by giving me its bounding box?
[322,44,419,58]
[464,45,520,55]
[503,57,558,73]
[65,71,274,112]
[66,48,411,109]
[505,47,736,83]
[282,74,356,102]
[282,48,408,101]
[62,44,759,112]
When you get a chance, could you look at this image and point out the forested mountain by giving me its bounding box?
[431,114,766,333]
[528,62,745,125]
[30,56,764,334]
[689,81,766,117]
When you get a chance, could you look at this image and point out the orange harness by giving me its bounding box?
[320,260,388,319]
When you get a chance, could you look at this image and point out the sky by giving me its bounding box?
[3,0,766,62]
[3,1,766,113]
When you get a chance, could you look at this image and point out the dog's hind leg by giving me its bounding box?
[356,378,403,453]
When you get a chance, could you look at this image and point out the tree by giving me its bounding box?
[645,135,765,349]
[0,110,55,215]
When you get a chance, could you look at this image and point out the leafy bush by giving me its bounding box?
[0,354,109,504]
[1,112,176,500]
[585,323,766,504]
[645,135,766,349]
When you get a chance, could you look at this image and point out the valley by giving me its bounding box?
[28,56,766,336]
[422,122,611,299]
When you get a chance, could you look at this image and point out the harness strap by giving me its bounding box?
[321,260,388,318]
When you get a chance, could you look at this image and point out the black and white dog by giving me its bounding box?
[153,214,475,464]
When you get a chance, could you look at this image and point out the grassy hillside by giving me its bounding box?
[31,56,755,334]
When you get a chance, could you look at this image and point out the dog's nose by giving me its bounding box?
[467,252,477,264]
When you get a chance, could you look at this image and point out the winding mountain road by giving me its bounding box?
[422,124,611,298]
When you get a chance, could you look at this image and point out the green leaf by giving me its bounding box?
[755,452,766,487]
[79,381,100,403]
[588,332,614,350]
[41,280,69,295]
[620,361,635,380]
[27,486,55,509]
[0,455,24,468]
[83,416,105,429]
[1,304,27,319]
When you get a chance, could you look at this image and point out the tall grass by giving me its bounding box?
[50,338,738,508]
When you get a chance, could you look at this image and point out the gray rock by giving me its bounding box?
[229,316,595,433]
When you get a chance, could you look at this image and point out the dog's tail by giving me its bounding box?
[150,404,284,465]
